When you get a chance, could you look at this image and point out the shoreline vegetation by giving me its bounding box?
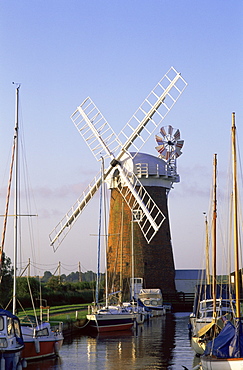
[18,303,89,323]
[18,303,90,335]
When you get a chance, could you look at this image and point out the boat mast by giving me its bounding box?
[131,212,135,302]
[212,153,217,318]
[204,213,210,285]
[102,157,109,308]
[231,112,240,318]
[95,164,103,307]
[118,201,124,305]
[13,84,20,315]
[0,129,16,281]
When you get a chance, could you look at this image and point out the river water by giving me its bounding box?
[26,312,201,370]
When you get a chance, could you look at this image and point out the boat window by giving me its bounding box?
[0,338,7,348]
[0,317,3,331]
[7,318,14,335]
[36,328,49,337]
[144,300,150,305]
[151,300,158,306]
[14,320,21,338]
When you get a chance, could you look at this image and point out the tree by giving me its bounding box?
[46,276,62,292]
[16,277,40,298]
[66,271,79,282]
[0,252,13,308]
[41,271,52,283]
[0,252,13,277]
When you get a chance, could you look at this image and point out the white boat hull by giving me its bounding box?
[87,313,134,333]
[149,307,166,316]
[201,355,243,370]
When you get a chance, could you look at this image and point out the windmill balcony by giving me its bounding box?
[135,162,178,179]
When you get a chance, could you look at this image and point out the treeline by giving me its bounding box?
[0,253,104,309]
[41,270,99,283]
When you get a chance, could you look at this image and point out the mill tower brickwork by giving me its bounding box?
[106,152,178,300]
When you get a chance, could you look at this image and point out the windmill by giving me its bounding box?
[49,67,187,298]
[155,125,184,178]
[155,125,184,161]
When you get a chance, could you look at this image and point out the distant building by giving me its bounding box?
[175,269,206,294]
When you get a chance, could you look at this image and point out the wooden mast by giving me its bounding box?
[231,112,240,318]
[118,202,124,305]
[212,153,217,318]
[204,213,210,285]
[0,131,16,280]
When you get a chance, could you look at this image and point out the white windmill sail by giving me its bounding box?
[118,67,187,156]
[49,67,187,251]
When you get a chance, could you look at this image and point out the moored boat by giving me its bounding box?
[201,113,243,369]
[86,159,135,333]
[189,154,235,356]
[86,305,135,333]
[138,288,166,316]
[0,309,26,369]
[3,85,64,362]
[190,296,234,336]
[19,316,63,360]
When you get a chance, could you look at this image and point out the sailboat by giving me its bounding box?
[189,155,234,355]
[4,85,63,360]
[0,85,27,369]
[201,112,243,369]
[121,212,149,325]
[86,158,135,332]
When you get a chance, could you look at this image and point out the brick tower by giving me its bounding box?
[107,152,179,300]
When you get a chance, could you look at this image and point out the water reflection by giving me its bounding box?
[87,315,174,369]
[26,357,62,370]
[26,313,198,370]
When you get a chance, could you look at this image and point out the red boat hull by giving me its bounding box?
[21,338,63,360]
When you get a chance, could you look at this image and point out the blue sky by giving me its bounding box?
[0,1,243,277]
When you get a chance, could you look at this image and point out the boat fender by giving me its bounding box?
[35,338,40,353]
[16,363,22,370]
[22,359,27,368]
[54,341,59,355]
[1,357,5,369]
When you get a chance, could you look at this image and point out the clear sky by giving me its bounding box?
[0,1,243,277]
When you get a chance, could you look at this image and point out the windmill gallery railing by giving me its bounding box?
[135,161,178,179]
